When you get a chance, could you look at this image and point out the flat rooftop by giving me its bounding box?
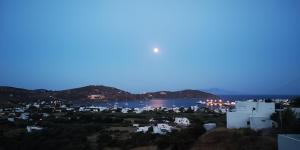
[279,134,300,141]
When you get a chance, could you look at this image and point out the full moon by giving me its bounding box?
[153,48,159,53]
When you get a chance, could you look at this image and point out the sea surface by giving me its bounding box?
[72,95,299,108]
[219,95,298,101]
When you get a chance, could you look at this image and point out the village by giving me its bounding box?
[0,99,223,134]
[0,98,299,150]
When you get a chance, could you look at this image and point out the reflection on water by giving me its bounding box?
[73,98,202,108]
[149,99,165,108]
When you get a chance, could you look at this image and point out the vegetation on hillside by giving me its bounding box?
[0,111,223,150]
[192,128,277,150]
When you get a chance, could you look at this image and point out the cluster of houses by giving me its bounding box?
[134,116,218,135]
[0,100,204,122]
[135,117,191,134]
[0,100,62,120]
[78,105,203,114]
[0,100,206,134]
[0,100,68,133]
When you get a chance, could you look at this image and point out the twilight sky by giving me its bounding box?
[0,0,300,94]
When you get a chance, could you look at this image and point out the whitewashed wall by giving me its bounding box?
[250,117,273,130]
[227,112,250,128]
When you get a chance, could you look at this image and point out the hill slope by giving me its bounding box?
[0,85,218,103]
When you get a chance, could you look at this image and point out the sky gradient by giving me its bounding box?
[0,0,300,94]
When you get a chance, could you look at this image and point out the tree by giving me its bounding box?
[290,97,300,107]
[179,107,185,113]
[271,108,296,129]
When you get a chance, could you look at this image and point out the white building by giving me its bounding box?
[227,101,275,130]
[191,105,199,112]
[203,123,216,131]
[137,124,172,135]
[142,106,155,111]
[214,107,227,114]
[42,113,49,117]
[172,107,181,113]
[174,117,190,126]
[153,123,172,134]
[26,126,43,133]
[66,108,75,111]
[14,108,25,113]
[132,124,139,127]
[19,113,29,120]
[79,107,85,112]
[121,108,130,113]
[134,108,143,114]
[33,103,40,108]
[87,94,106,100]
[7,117,15,122]
[60,105,67,108]
[136,126,150,133]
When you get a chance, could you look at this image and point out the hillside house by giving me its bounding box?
[153,123,172,134]
[227,101,275,130]
[87,94,106,100]
[174,117,190,126]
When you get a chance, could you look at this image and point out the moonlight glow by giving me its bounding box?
[153,48,159,53]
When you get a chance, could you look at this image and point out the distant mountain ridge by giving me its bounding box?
[202,88,239,95]
[0,85,218,103]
